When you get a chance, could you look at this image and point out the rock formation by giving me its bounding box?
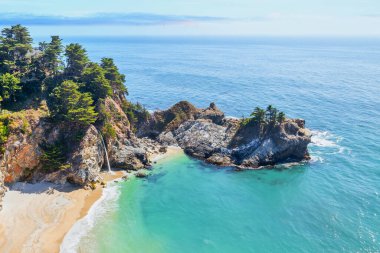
[140,101,311,168]
[0,170,4,211]
[0,99,311,209]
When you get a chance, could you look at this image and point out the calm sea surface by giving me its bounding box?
[60,37,380,253]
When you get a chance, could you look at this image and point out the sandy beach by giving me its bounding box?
[0,146,182,253]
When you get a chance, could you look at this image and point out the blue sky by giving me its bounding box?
[0,0,379,36]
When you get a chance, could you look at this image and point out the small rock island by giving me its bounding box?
[0,25,311,209]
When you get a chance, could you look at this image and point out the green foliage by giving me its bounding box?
[121,100,150,130]
[102,122,116,139]
[0,119,10,153]
[38,36,63,76]
[64,43,89,80]
[277,111,286,123]
[100,57,127,94]
[20,116,29,134]
[49,80,98,125]
[0,73,21,108]
[0,25,130,132]
[243,105,286,131]
[40,141,70,172]
[250,107,266,124]
[266,105,278,124]
[0,24,33,75]
[81,62,112,101]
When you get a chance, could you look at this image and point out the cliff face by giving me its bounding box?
[143,102,311,168]
[0,97,159,187]
[0,98,311,208]
[0,170,4,211]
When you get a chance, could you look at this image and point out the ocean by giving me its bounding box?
[59,37,380,253]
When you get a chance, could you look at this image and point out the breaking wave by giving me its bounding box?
[309,130,347,163]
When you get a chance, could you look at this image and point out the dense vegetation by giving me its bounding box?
[0,24,145,126]
[0,24,150,164]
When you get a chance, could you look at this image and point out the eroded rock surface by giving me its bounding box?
[147,102,311,169]
[0,98,312,209]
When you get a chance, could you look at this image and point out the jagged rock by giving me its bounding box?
[0,110,52,183]
[111,141,149,170]
[151,102,311,168]
[65,126,105,184]
[137,101,224,138]
[159,146,167,153]
[44,125,105,185]
[195,102,225,125]
[207,153,232,166]
[0,98,312,210]
[231,120,311,168]
[136,170,148,178]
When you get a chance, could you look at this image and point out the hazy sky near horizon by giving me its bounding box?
[0,0,380,36]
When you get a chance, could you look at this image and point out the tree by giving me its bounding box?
[250,107,266,124]
[49,80,97,125]
[0,24,33,75]
[277,112,286,124]
[42,36,63,76]
[64,43,89,80]
[0,73,21,109]
[100,57,127,95]
[266,105,278,124]
[81,62,112,101]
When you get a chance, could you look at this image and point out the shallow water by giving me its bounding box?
[61,37,380,253]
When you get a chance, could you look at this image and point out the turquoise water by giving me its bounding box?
[61,37,380,253]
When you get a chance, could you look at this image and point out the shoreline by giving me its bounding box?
[0,146,183,253]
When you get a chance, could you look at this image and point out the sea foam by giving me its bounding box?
[60,183,121,253]
[309,130,347,163]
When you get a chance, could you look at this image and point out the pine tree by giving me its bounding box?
[0,24,33,76]
[81,62,112,101]
[0,73,21,109]
[50,80,97,125]
[100,57,127,95]
[277,112,286,124]
[64,43,89,80]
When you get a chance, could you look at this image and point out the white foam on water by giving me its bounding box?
[60,183,121,253]
[310,154,325,163]
[310,130,342,148]
[309,130,348,163]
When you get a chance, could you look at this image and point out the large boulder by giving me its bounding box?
[110,139,150,170]
[42,125,106,185]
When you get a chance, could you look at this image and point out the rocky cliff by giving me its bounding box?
[0,99,311,209]
[140,101,311,168]
[0,98,158,188]
[0,170,4,211]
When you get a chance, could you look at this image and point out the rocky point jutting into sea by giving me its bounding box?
[0,96,311,209]
[0,25,311,210]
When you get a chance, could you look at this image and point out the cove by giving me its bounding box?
[71,148,363,253]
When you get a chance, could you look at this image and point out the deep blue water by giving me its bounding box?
[61,37,380,253]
